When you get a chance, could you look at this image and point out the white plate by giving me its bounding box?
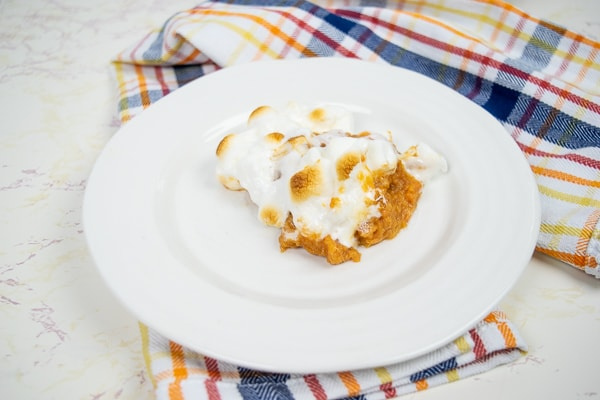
[83,58,540,373]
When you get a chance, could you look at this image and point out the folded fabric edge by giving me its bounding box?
[148,348,525,399]
[585,211,600,278]
[138,310,527,400]
[536,207,600,278]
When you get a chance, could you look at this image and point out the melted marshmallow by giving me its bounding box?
[216,102,447,248]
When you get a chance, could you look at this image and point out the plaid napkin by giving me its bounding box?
[139,311,525,399]
[110,0,600,398]
[114,0,600,278]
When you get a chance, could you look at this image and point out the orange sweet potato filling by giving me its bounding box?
[279,161,422,264]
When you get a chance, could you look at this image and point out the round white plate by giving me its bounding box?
[83,58,540,373]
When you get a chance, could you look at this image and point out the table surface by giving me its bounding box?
[1,1,599,399]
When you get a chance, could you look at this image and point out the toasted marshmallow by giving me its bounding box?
[216,102,447,247]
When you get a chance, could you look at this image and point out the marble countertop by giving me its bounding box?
[1,0,599,399]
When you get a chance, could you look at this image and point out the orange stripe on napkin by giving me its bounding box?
[168,341,188,400]
[415,379,428,391]
[538,247,597,269]
[181,47,203,65]
[338,371,361,397]
[484,312,516,348]
[134,64,151,109]
[576,209,600,256]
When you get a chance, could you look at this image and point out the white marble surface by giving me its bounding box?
[0,1,598,399]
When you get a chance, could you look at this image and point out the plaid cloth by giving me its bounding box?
[140,311,526,399]
[114,0,600,278]
[110,0,600,398]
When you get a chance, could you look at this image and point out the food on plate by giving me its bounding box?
[215,102,447,264]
